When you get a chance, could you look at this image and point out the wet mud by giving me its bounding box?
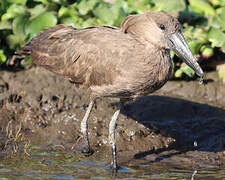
[0,66,225,169]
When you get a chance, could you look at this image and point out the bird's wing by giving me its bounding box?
[22,24,138,87]
[22,24,76,73]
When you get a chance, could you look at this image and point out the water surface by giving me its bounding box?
[0,146,224,180]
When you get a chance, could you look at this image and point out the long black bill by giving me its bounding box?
[167,32,204,77]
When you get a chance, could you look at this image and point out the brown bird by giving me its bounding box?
[21,11,203,170]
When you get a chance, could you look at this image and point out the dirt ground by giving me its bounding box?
[0,66,225,168]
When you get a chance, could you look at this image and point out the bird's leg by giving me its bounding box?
[109,102,122,170]
[80,100,94,155]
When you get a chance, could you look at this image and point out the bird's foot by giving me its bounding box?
[81,146,94,156]
[112,164,119,172]
[111,166,119,178]
[108,160,119,172]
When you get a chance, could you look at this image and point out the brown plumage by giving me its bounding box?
[22,13,179,99]
[21,11,203,170]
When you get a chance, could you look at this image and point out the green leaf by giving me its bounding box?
[208,28,225,52]
[111,1,128,27]
[174,69,183,78]
[77,0,98,16]
[0,20,12,30]
[1,4,26,21]
[152,0,186,12]
[82,18,99,27]
[183,26,207,55]
[188,40,203,54]
[25,11,57,38]
[192,28,207,41]
[218,7,225,21]
[170,51,175,59]
[0,50,6,64]
[60,17,77,27]
[6,34,24,49]
[211,8,225,30]
[58,6,71,18]
[29,4,46,18]
[7,0,27,5]
[12,15,29,38]
[175,64,197,78]
[181,65,195,77]
[93,2,114,25]
[201,45,214,58]
[127,0,151,13]
[183,26,208,43]
[189,0,216,16]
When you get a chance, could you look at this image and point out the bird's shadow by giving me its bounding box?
[120,95,225,160]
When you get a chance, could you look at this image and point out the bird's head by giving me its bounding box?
[121,11,204,78]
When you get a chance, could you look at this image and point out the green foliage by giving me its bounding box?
[0,0,225,81]
[174,64,195,78]
[0,50,7,64]
[174,0,225,78]
[152,0,186,12]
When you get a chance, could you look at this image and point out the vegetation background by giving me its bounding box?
[0,0,225,81]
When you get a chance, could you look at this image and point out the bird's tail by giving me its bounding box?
[9,24,74,67]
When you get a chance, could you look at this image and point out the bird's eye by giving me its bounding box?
[159,24,165,30]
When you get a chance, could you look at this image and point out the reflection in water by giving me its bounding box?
[0,148,224,179]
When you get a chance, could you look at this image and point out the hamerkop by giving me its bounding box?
[21,11,204,170]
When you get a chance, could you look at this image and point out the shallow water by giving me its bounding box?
[0,146,224,180]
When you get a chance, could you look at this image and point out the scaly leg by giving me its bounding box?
[109,102,122,170]
[80,100,94,154]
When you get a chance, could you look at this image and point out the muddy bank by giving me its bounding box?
[0,67,225,167]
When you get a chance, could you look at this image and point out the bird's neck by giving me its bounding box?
[155,49,172,82]
[142,48,172,91]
